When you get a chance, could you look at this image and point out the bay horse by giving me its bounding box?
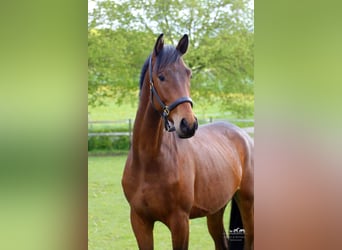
[122,34,254,250]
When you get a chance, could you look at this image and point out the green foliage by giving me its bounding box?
[220,93,254,118]
[88,29,154,107]
[88,136,130,152]
[88,0,254,118]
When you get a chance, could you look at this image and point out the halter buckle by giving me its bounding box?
[163,107,170,116]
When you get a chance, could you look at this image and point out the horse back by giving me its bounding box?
[189,121,253,176]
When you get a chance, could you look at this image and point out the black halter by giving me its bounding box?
[148,56,193,132]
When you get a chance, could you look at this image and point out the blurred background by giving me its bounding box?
[2,0,342,249]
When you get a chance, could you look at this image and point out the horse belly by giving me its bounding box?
[192,156,241,216]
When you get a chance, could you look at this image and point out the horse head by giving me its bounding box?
[149,34,198,138]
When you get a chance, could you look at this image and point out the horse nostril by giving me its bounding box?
[180,118,189,133]
[180,118,198,137]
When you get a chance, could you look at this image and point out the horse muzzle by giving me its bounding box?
[177,117,198,138]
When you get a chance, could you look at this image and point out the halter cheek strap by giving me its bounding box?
[148,56,193,132]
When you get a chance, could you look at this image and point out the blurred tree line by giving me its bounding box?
[88,0,254,118]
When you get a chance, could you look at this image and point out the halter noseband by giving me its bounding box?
[148,55,193,132]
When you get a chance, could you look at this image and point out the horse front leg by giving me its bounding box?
[130,209,154,250]
[168,211,190,250]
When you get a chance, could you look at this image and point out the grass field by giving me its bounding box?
[88,155,232,249]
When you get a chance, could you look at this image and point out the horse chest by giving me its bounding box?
[130,170,192,218]
[123,156,195,220]
[131,182,176,219]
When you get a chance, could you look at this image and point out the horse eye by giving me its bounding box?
[158,75,165,81]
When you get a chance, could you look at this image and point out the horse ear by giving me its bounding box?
[154,33,164,56]
[176,34,189,55]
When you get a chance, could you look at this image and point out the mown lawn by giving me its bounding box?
[88,155,232,249]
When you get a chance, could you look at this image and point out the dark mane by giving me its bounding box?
[139,45,182,91]
[139,56,150,91]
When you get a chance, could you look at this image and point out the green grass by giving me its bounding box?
[88,155,232,249]
[88,101,138,121]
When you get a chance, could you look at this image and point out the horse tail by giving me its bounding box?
[229,197,244,250]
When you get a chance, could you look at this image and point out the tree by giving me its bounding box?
[88,0,254,117]
[88,29,155,106]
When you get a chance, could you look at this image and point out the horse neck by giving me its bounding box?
[132,80,165,158]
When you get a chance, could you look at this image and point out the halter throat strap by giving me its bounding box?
[148,55,193,132]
